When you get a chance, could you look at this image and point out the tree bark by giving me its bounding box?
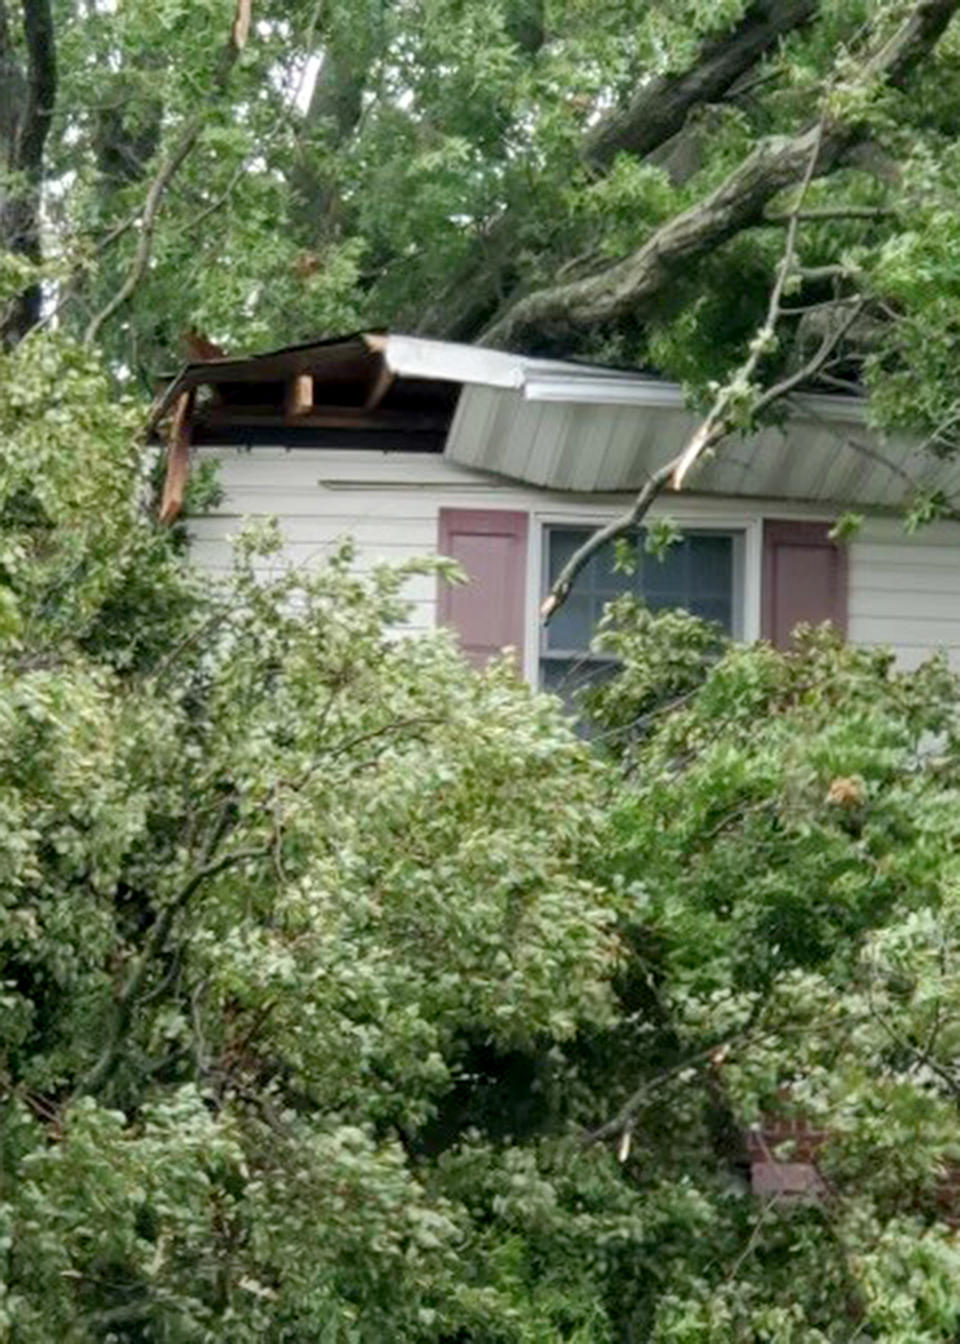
[415,0,818,341]
[482,0,960,352]
[0,2,24,156]
[0,0,57,345]
[583,0,817,171]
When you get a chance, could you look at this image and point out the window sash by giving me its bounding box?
[539,525,743,669]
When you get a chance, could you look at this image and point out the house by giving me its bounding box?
[151,332,960,684]
[151,331,960,1200]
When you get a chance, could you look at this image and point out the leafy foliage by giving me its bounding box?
[0,0,955,451]
[9,1,960,1337]
[0,333,630,1341]
[7,337,960,1338]
[576,613,960,1340]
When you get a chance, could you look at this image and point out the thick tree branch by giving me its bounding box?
[482,127,828,349]
[416,1,817,342]
[289,2,370,244]
[17,0,56,176]
[583,0,817,171]
[483,0,960,351]
[83,0,252,347]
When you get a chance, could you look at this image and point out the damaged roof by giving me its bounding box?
[151,330,959,520]
[147,330,679,437]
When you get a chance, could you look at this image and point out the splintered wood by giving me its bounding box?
[158,390,194,525]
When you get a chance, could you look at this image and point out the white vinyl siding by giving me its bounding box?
[189,446,960,676]
[847,519,960,670]
[188,448,509,637]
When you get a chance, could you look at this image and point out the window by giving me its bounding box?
[540,525,743,695]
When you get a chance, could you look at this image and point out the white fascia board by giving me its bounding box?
[382,333,870,427]
[522,374,686,407]
[382,335,527,388]
[381,334,658,393]
[525,374,869,425]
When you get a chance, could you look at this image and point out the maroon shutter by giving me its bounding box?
[437,509,528,667]
[762,520,847,648]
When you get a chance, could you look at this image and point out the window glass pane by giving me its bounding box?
[547,528,588,585]
[689,534,733,594]
[594,540,638,596]
[597,564,635,599]
[643,542,687,595]
[546,593,594,653]
[690,596,732,626]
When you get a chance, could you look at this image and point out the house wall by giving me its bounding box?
[189,446,960,678]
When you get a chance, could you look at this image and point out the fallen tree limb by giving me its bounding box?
[540,293,864,621]
[483,0,960,351]
[583,0,817,171]
[416,0,818,341]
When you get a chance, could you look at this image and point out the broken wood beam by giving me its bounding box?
[284,374,314,417]
[364,360,395,410]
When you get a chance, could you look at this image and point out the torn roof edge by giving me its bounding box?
[145,330,868,437]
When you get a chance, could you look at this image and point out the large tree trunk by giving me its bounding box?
[482,0,960,352]
[415,0,819,342]
[290,48,367,240]
[0,0,57,345]
[582,0,817,171]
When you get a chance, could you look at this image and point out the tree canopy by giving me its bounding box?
[6,338,960,1337]
[8,3,960,1340]
[3,1,960,447]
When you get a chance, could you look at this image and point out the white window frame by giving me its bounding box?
[523,502,763,685]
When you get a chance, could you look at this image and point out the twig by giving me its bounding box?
[70,793,266,1103]
[724,1196,779,1281]
[863,957,960,1096]
[789,392,960,518]
[149,601,234,684]
[589,686,703,743]
[671,118,827,490]
[764,204,894,223]
[796,263,860,281]
[173,0,327,243]
[33,208,144,335]
[583,1030,757,1145]
[750,296,865,418]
